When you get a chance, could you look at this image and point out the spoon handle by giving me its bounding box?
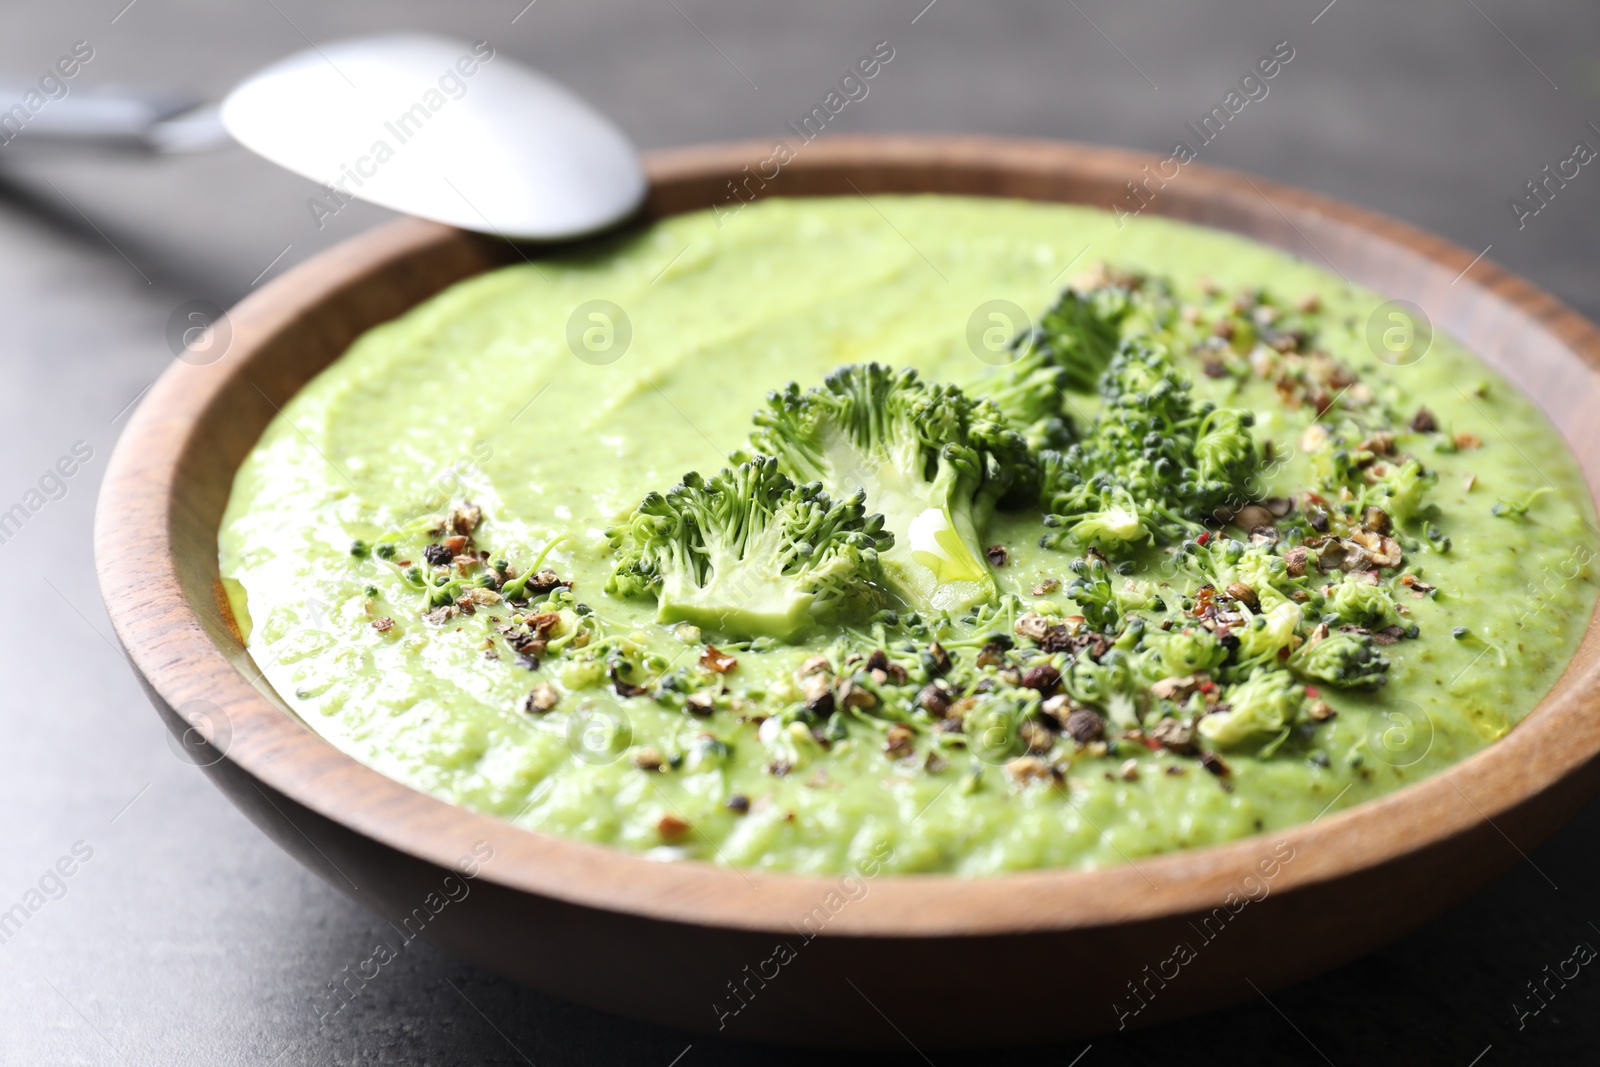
[0,89,227,153]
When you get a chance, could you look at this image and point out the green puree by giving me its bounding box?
[219,196,1598,875]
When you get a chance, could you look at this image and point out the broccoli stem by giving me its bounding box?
[865,463,994,613]
[502,534,568,600]
[655,521,821,639]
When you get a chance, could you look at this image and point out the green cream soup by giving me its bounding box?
[219,196,1597,875]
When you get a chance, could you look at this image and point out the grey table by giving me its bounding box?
[3,1,1598,1063]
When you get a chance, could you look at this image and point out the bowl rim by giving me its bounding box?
[95,134,1600,937]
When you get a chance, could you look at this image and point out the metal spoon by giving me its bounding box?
[1,33,647,242]
[221,33,646,241]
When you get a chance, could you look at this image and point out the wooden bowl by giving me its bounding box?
[95,136,1600,1048]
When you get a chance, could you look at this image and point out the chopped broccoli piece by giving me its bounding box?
[1233,599,1305,670]
[1148,626,1229,677]
[1224,544,1298,610]
[960,688,1038,764]
[1198,671,1305,748]
[1374,459,1435,526]
[1061,647,1146,727]
[1291,631,1390,688]
[1066,553,1120,631]
[1047,479,1150,549]
[1194,409,1257,488]
[750,363,1037,615]
[605,454,893,640]
[1325,574,1401,630]
[1040,340,1260,553]
[1310,432,1437,527]
[1492,486,1553,522]
[1171,535,1315,619]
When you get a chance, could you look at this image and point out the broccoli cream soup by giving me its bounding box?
[219,196,1597,875]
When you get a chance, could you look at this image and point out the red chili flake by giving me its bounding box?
[1196,531,1211,546]
[1198,680,1217,694]
[1305,686,1320,698]
[700,645,738,674]
[1140,735,1163,751]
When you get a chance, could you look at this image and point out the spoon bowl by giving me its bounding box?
[220,33,646,240]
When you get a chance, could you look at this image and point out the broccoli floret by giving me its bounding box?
[1226,546,1297,610]
[1065,553,1120,631]
[750,363,1037,615]
[1233,599,1305,670]
[1198,671,1305,748]
[1148,626,1229,677]
[1170,535,1314,617]
[605,455,893,640]
[985,349,1076,453]
[1194,409,1257,488]
[1061,646,1146,727]
[1374,459,1435,526]
[1047,480,1151,550]
[960,688,1039,764]
[1310,432,1437,528]
[986,285,1136,447]
[1040,340,1260,553]
[1028,284,1136,393]
[1292,631,1390,688]
[1325,573,1401,630]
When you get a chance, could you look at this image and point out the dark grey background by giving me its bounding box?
[4,1,1599,1064]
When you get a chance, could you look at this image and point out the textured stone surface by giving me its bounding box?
[2,1,1598,1063]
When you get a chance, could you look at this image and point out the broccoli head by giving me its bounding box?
[1040,340,1261,553]
[606,454,893,640]
[1291,631,1390,688]
[983,351,1075,452]
[1028,284,1136,393]
[750,363,1037,615]
[986,284,1136,448]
